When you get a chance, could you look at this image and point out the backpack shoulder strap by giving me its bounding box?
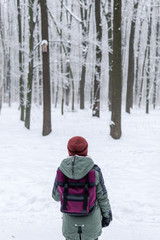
[83,173,89,211]
[62,175,68,211]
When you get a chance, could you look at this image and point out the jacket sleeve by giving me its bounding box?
[52,174,60,201]
[94,165,112,218]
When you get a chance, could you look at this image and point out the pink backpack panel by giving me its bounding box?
[57,169,96,216]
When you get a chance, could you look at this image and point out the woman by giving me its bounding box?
[52,136,112,240]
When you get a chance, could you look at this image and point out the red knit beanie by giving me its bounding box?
[67,136,88,156]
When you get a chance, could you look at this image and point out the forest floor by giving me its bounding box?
[0,105,160,240]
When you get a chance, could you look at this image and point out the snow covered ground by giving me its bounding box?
[0,105,160,240]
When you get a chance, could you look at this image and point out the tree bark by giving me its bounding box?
[79,1,91,109]
[60,0,64,115]
[92,0,102,117]
[0,2,6,112]
[146,7,153,114]
[135,18,143,105]
[25,0,35,129]
[126,2,138,113]
[153,18,159,109]
[40,0,52,136]
[17,0,25,120]
[110,0,122,139]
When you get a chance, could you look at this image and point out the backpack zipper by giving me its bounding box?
[72,156,75,179]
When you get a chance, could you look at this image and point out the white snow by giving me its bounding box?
[41,40,48,45]
[0,105,160,240]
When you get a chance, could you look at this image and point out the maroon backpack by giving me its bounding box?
[57,169,96,216]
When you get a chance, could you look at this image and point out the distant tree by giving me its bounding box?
[102,0,113,111]
[60,0,64,115]
[135,17,143,105]
[153,8,160,109]
[92,0,102,117]
[0,2,4,113]
[107,0,113,111]
[110,0,122,139]
[138,5,153,111]
[17,0,25,121]
[146,6,153,114]
[39,0,52,135]
[65,0,73,107]
[79,0,92,109]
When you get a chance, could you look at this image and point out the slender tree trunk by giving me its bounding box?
[101,0,113,110]
[146,7,153,114]
[135,18,143,105]
[25,0,35,129]
[108,0,113,111]
[60,0,64,115]
[126,3,138,113]
[36,5,42,106]
[92,0,102,117]
[7,49,11,107]
[65,0,72,107]
[153,20,159,109]
[139,46,147,108]
[79,1,91,109]
[17,0,25,120]
[55,62,59,108]
[110,0,122,139]
[102,0,113,111]
[0,2,4,113]
[40,0,52,136]
[80,64,86,109]
[80,1,87,109]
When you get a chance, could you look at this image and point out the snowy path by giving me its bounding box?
[0,106,160,240]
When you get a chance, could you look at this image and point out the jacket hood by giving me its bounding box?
[60,155,94,180]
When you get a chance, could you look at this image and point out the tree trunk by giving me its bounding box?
[0,2,4,113]
[80,64,86,109]
[17,0,25,121]
[107,0,113,111]
[7,49,11,107]
[153,20,159,109]
[40,0,52,136]
[110,0,122,139]
[60,0,64,115]
[65,0,72,107]
[138,46,147,108]
[25,0,34,129]
[146,7,153,114]
[135,18,143,105]
[79,1,91,109]
[36,5,42,106]
[126,3,138,113]
[92,0,102,117]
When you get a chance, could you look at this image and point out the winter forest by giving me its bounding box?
[0,0,160,240]
[0,0,160,137]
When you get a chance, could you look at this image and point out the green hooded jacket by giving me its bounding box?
[52,156,112,240]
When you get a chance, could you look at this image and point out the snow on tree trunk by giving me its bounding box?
[92,0,102,118]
